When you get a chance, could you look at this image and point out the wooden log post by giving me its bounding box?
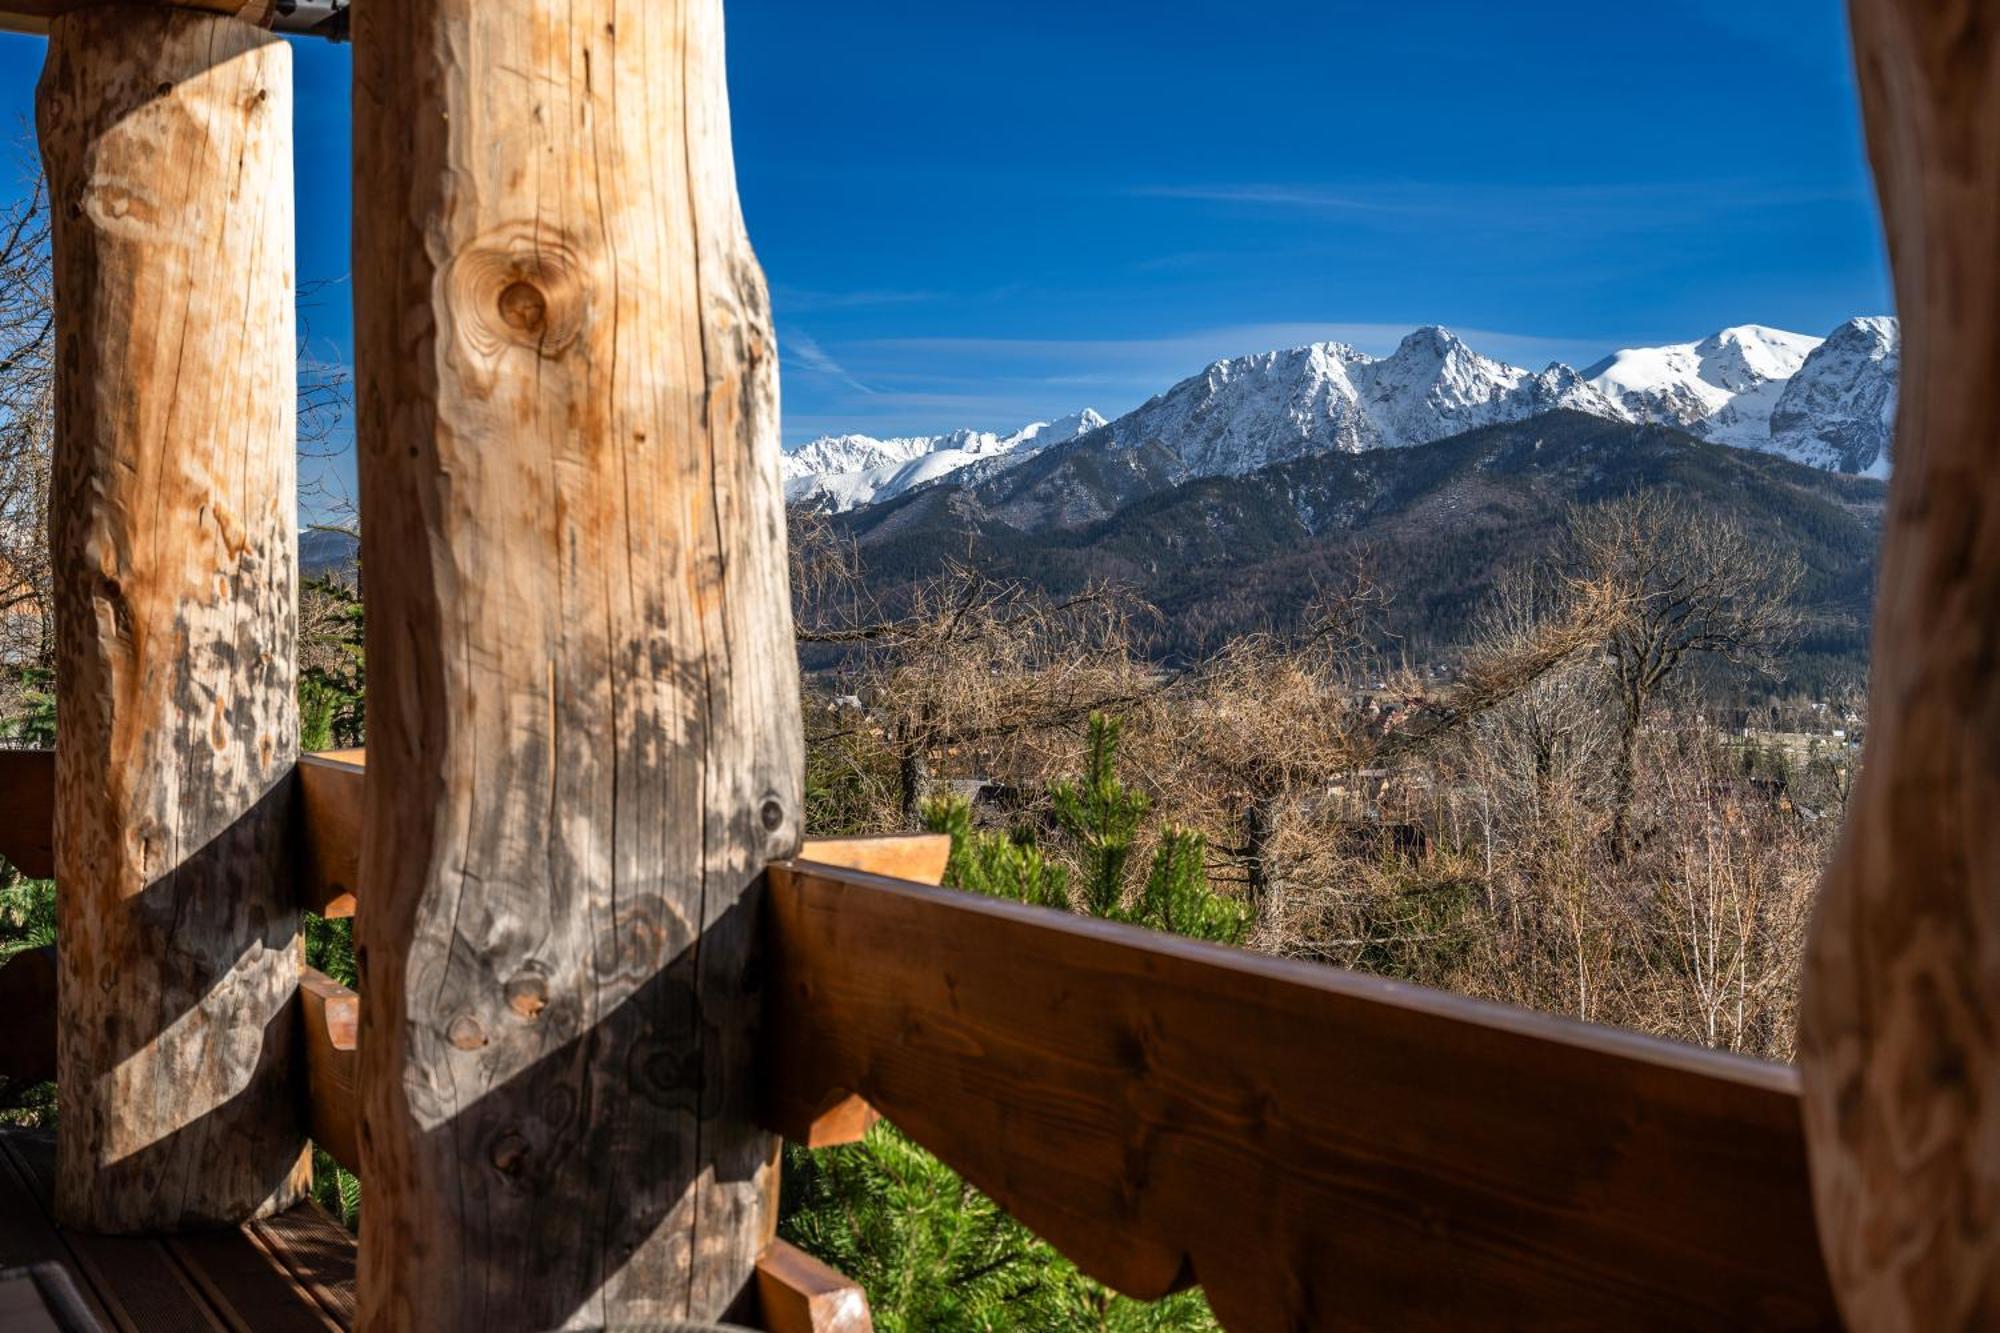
[1798,3,2000,1327]
[351,1,801,1326]
[38,7,306,1231]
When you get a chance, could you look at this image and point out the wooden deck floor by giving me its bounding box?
[0,1130,355,1331]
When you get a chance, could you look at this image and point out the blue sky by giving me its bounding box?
[0,0,1889,501]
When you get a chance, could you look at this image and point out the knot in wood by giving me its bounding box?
[448,1014,488,1051]
[445,226,588,370]
[505,972,549,1020]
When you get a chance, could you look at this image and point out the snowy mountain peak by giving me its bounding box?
[1692,325,1825,391]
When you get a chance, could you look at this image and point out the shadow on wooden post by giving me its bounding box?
[349,0,801,1326]
[38,5,305,1233]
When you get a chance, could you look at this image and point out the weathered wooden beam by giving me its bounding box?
[755,1241,872,1333]
[1797,3,2000,1327]
[797,835,950,887]
[295,754,362,919]
[289,752,944,922]
[297,968,358,1176]
[40,6,306,1232]
[0,751,52,881]
[0,2,347,40]
[763,862,1839,1332]
[351,0,802,1325]
[0,947,55,1084]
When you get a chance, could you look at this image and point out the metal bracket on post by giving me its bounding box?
[272,0,345,40]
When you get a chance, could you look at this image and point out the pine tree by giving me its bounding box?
[1049,713,1147,916]
[785,712,1249,1330]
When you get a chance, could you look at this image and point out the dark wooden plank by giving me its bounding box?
[1,1131,348,1332]
[296,757,363,920]
[247,1208,357,1330]
[0,1138,115,1331]
[166,1229,343,1333]
[0,946,54,1083]
[761,863,1839,1333]
[0,1134,223,1333]
[298,969,359,1176]
[0,750,53,881]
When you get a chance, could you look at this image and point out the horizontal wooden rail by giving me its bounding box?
[760,861,1840,1332]
[0,750,53,881]
[0,946,54,1084]
[5,741,1834,1327]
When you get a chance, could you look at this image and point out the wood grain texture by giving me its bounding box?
[0,750,53,880]
[0,1128,355,1332]
[286,749,915,922]
[1797,5,2000,1329]
[754,1241,871,1333]
[295,756,361,919]
[764,863,1839,1332]
[0,947,55,1084]
[298,969,358,1175]
[39,7,306,1233]
[796,837,949,888]
[351,1,801,1326]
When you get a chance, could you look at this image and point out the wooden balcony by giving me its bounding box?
[0,0,1991,1328]
[3,749,1836,1329]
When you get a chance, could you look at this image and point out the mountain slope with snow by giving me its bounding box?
[1584,325,1823,441]
[783,410,1106,511]
[1767,317,1901,476]
[780,318,1902,516]
[1099,327,1627,478]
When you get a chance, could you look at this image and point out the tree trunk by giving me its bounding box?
[351,0,801,1326]
[40,7,305,1233]
[898,743,929,824]
[1609,686,1641,859]
[1798,2,2000,1327]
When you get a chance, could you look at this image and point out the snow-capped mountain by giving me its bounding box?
[1767,317,1901,477]
[781,318,1902,514]
[1101,328,1624,475]
[1584,325,1823,448]
[783,409,1106,511]
[1585,319,1899,470]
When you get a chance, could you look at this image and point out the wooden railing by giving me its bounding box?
[0,748,1840,1330]
[1,0,1996,1328]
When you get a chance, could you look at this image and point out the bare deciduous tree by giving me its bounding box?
[0,161,53,722]
[1566,493,1803,853]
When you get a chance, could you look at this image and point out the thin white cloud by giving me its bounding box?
[1129,179,1867,230]
[782,329,877,396]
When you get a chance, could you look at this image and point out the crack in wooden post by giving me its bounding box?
[38,3,306,1232]
[350,1,801,1325]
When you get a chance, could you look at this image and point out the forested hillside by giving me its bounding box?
[831,411,1885,688]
